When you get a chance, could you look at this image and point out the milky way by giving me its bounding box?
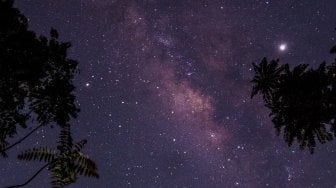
[1,0,336,187]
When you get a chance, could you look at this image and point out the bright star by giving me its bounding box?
[279,43,287,51]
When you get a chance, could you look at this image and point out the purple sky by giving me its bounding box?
[2,0,336,187]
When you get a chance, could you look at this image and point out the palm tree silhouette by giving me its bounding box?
[251,47,336,153]
[250,57,287,103]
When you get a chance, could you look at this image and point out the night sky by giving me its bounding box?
[1,0,336,187]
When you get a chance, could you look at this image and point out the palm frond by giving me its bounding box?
[251,58,284,99]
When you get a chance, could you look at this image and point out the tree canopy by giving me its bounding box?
[0,0,98,187]
[0,0,78,156]
[251,44,336,153]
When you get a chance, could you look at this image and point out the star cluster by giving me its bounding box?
[1,0,336,187]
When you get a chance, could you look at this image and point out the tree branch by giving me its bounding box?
[0,124,43,154]
[6,162,50,188]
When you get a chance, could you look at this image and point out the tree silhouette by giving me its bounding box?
[0,0,99,187]
[251,44,336,153]
[7,125,99,188]
[0,0,78,156]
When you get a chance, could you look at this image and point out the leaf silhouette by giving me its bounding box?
[17,125,99,188]
[251,46,336,153]
[0,0,79,157]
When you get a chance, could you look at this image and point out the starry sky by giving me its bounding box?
[2,0,336,187]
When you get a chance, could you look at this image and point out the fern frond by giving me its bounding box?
[51,178,65,188]
[73,139,87,152]
[18,147,56,162]
[50,162,64,188]
[73,153,99,178]
[50,158,75,188]
[57,125,72,152]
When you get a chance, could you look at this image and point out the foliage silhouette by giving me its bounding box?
[251,44,336,153]
[0,0,78,157]
[7,125,99,188]
[0,0,99,187]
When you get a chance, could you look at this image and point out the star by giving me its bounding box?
[279,43,287,52]
[5,1,336,188]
